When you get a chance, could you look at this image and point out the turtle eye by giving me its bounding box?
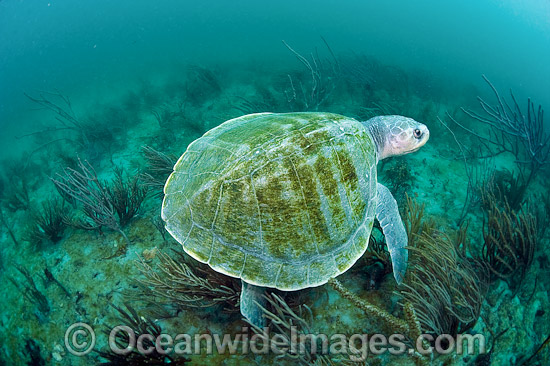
[413,128,423,139]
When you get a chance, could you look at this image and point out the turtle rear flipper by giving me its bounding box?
[375,183,408,284]
[240,281,267,328]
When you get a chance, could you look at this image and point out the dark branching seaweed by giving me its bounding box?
[96,304,190,365]
[51,159,131,246]
[24,199,68,244]
[22,91,133,164]
[481,185,537,292]
[452,75,549,190]
[484,168,526,211]
[403,193,435,248]
[142,146,177,177]
[3,177,30,212]
[401,195,487,337]
[24,339,45,366]
[248,293,324,365]
[21,92,97,163]
[107,167,147,227]
[135,250,240,313]
[282,40,338,111]
[139,145,177,197]
[23,91,87,141]
[355,101,397,121]
[458,162,526,224]
[152,105,178,130]
[0,206,19,246]
[248,293,364,365]
[231,96,273,115]
[340,53,377,92]
[401,232,487,336]
[94,106,131,135]
[152,99,187,131]
[186,65,222,106]
[82,106,131,155]
[9,266,50,322]
[53,178,77,207]
[438,118,494,225]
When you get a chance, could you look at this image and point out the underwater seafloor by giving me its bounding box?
[0,46,549,366]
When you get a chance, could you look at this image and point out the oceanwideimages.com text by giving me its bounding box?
[65,323,486,361]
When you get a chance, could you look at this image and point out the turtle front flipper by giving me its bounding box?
[375,183,408,284]
[240,281,267,328]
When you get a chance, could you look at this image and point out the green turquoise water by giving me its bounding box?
[0,1,549,365]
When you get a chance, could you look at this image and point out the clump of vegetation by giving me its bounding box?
[485,168,526,211]
[453,75,549,192]
[186,65,222,106]
[340,53,377,106]
[400,195,487,337]
[83,105,133,155]
[8,265,50,322]
[24,198,68,244]
[403,193,435,246]
[3,176,30,212]
[51,159,146,247]
[139,145,177,197]
[454,156,495,225]
[401,232,487,336]
[23,92,134,162]
[481,184,537,292]
[134,250,240,314]
[231,95,274,115]
[0,205,19,246]
[249,292,363,366]
[152,100,187,131]
[463,165,527,218]
[23,91,88,142]
[107,167,148,227]
[281,39,339,112]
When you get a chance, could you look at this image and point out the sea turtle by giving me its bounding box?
[162,112,429,326]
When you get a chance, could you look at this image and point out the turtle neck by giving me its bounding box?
[363,116,387,161]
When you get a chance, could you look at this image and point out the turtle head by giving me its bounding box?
[363,115,429,160]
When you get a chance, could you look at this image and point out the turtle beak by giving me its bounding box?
[417,125,430,147]
[423,126,430,142]
[407,125,429,154]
